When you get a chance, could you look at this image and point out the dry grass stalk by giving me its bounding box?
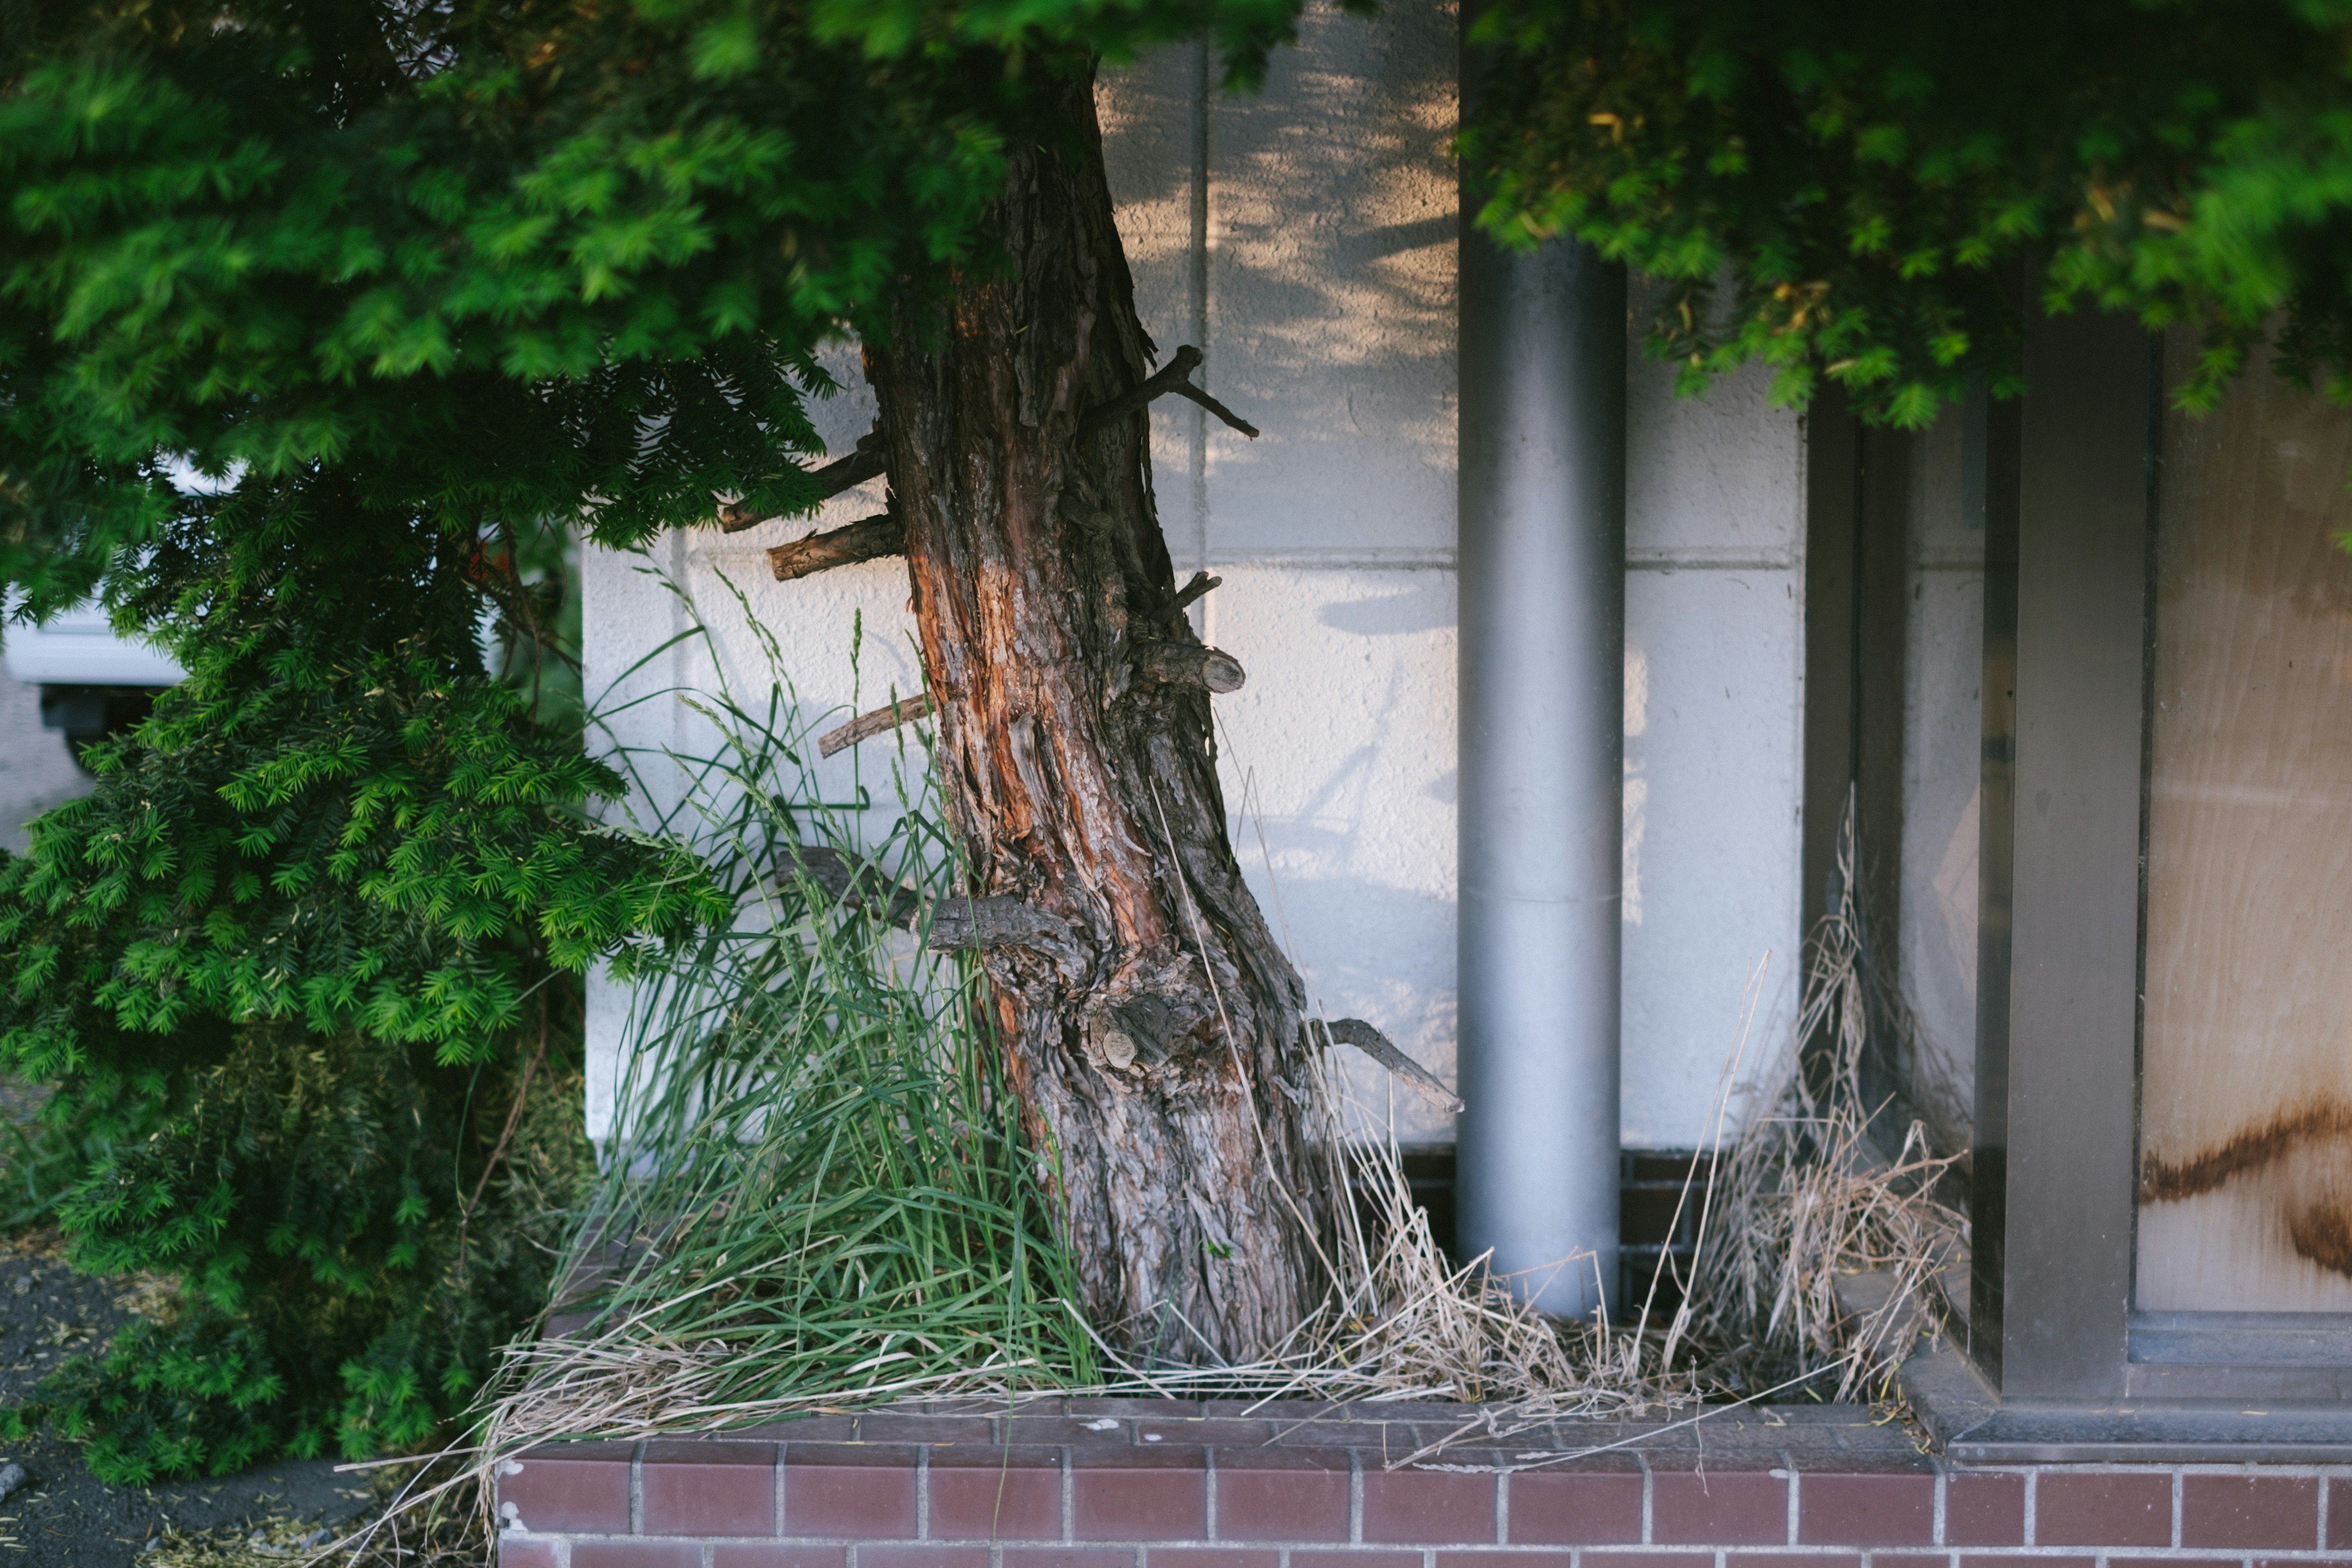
[340,584,1969,1557]
[1665,800,1969,1406]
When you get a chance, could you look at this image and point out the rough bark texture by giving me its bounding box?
[771,510,903,582]
[862,66,1327,1362]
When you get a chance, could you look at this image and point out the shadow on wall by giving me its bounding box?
[1098,2,1461,562]
[1317,579,1455,636]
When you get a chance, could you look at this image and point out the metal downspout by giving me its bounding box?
[1455,67,1627,1320]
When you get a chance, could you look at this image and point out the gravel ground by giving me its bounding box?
[0,1237,378,1566]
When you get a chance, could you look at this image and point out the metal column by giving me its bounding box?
[1455,162,1626,1320]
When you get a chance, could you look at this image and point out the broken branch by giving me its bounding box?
[1077,345,1259,441]
[1135,641,1246,694]
[787,843,925,929]
[717,430,891,533]
[1172,570,1222,611]
[784,845,1079,959]
[769,510,905,581]
[1314,1018,1464,1114]
[1170,380,1260,440]
[815,693,935,758]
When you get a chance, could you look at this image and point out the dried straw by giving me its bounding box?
[336,576,1967,1558]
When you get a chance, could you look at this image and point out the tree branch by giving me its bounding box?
[927,895,1078,954]
[815,693,935,758]
[1134,641,1246,693]
[1313,1018,1463,1114]
[1172,570,1221,611]
[1169,379,1260,440]
[1078,345,1259,441]
[787,844,925,929]
[717,429,891,533]
[783,845,1079,959]
[769,510,905,581]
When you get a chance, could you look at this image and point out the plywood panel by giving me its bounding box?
[2137,333,2352,1311]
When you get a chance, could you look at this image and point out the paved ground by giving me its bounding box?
[0,1232,375,1564]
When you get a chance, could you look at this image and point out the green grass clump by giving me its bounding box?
[483,574,1094,1445]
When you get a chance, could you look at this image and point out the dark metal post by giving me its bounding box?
[1455,48,1626,1319]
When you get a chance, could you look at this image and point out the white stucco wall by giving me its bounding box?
[582,2,1808,1152]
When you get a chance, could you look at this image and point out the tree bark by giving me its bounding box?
[861,62,1327,1363]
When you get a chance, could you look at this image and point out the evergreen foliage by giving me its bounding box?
[0,0,1324,1483]
[0,508,720,1479]
[1468,0,2352,426]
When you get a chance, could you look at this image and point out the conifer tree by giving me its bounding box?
[0,0,1371,1377]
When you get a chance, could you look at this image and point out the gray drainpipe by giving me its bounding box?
[1454,89,1626,1319]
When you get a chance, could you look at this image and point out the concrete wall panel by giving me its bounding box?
[1622,565,1805,1146]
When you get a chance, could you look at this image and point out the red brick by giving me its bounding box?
[1798,1472,1934,1546]
[1077,1401,1204,1429]
[1650,1470,1787,1546]
[1147,1553,1279,1568]
[1506,1468,1643,1545]
[574,1544,703,1568]
[712,1550,850,1568]
[1003,1552,1136,1568]
[1213,1450,1351,1542]
[1289,1554,1423,1568]
[1006,1416,1140,1445]
[641,1441,777,1536]
[1944,1472,2026,1546]
[854,1412,1000,1443]
[783,1444,919,1537]
[2032,1472,2171,1548]
[2109,1559,2241,1568]
[1072,1448,1207,1540]
[928,1448,1063,1541]
[2334,1476,2352,1551]
[1727,1555,1860,1568]
[2181,1474,2318,1550]
[858,1550,990,1568]
[1865,1556,1953,1568]
[1140,1420,1277,1445]
[1580,1555,1714,1568]
[495,1539,560,1568]
[1437,1552,1572,1568]
[497,1443,636,1534]
[1361,1465,1496,1544]
[731,1417,861,1442]
[1961,1557,2092,1568]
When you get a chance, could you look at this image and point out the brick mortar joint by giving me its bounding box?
[505,1529,2352,1551]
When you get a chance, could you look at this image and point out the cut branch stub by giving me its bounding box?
[783,844,1076,962]
[1094,994,1178,1071]
[815,693,934,758]
[769,511,905,581]
[1313,1017,1464,1114]
[926,895,1079,958]
[1134,641,1246,694]
[717,430,891,533]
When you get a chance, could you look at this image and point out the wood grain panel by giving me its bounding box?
[2138,333,2352,1312]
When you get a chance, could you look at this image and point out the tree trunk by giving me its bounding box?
[862,62,1328,1363]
